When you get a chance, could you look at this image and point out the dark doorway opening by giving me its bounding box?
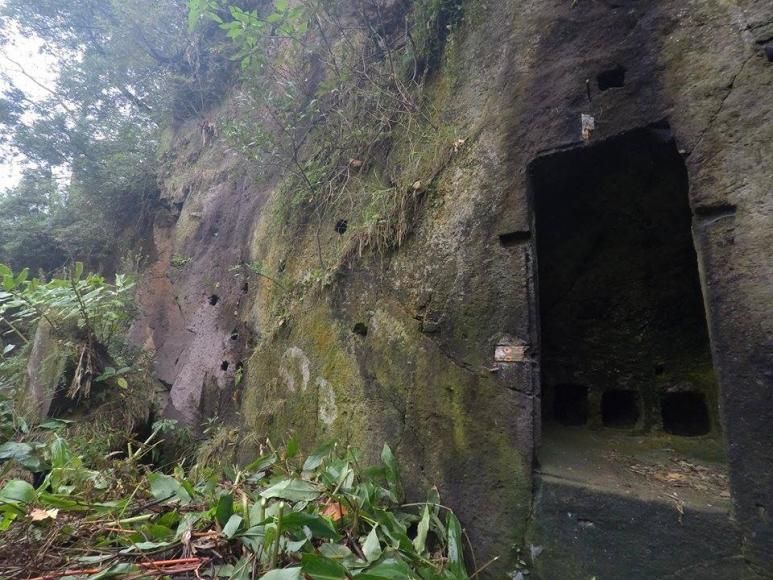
[532,123,720,438]
[602,390,640,428]
[553,384,589,426]
[661,392,711,436]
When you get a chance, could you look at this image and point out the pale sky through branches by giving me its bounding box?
[0,17,60,191]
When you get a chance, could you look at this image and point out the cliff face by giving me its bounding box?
[132,0,773,577]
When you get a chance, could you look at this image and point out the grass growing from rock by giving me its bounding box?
[0,432,473,579]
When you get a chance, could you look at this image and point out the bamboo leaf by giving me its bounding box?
[260,479,321,502]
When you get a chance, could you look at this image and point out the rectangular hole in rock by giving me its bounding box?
[597,65,626,90]
[602,389,640,428]
[553,384,589,426]
[499,230,531,247]
[661,392,710,436]
[533,124,721,442]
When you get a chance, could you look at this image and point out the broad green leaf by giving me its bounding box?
[359,555,414,579]
[39,419,73,430]
[147,472,191,504]
[280,510,338,539]
[286,436,300,459]
[90,563,140,579]
[413,505,430,555]
[380,445,401,500]
[0,441,34,461]
[446,513,465,578]
[116,377,128,389]
[0,480,35,504]
[245,452,277,474]
[73,262,84,281]
[37,493,87,510]
[301,553,348,579]
[372,510,411,552]
[260,479,321,502]
[258,568,303,580]
[0,511,17,530]
[216,493,234,527]
[303,441,335,471]
[362,525,382,563]
[0,442,46,472]
[222,513,243,538]
[229,557,253,580]
[49,436,71,469]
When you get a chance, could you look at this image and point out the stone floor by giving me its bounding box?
[528,426,748,579]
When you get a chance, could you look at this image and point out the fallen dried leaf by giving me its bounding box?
[321,501,347,521]
[29,508,58,522]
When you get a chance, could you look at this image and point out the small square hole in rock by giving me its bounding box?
[602,389,640,428]
[597,65,626,90]
[553,384,589,426]
[661,392,710,436]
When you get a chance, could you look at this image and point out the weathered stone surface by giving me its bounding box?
[136,0,773,576]
[530,477,745,579]
[130,119,271,426]
[23,322,66,421]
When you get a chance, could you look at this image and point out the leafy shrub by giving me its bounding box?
[0,262,136,400]
[0,438,471,578]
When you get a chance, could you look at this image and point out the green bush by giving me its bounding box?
[0,436,471,578]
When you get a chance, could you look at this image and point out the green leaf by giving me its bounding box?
[380,445,401,500]
[119,541,172,554]
[49,435,71,469]
[446,513,466,578]
[372,510,411,552]
[0,511,17,531]
[260,479,321,502]
[222,513,243,538]
[216,493,234,527]
[303,441,335,472]
[0,480,35,505]
[359,556,414,579]
[75,555,116,564]
[90,563,140,579]
[0,442,46,472]
[319,543,355,560]
[413,505,430,556]
[229,557,254,580]
[280,511,338,539]
[37,493,86,510]
[39,418,73,430]
[73,262,84,281]
[245,452,277,474]
[147,472,192,504]
[362,526,382,562]
[258,567,303,580]
[116,377,129,389]
[301,553,348,579]
[286,436,300,459]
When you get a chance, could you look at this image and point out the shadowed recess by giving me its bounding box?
[533,124,719,437]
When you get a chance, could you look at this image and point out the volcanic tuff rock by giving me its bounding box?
[132,1,773,576]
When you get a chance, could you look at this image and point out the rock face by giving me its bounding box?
[23,322,66,420]
[135,0,773,577]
